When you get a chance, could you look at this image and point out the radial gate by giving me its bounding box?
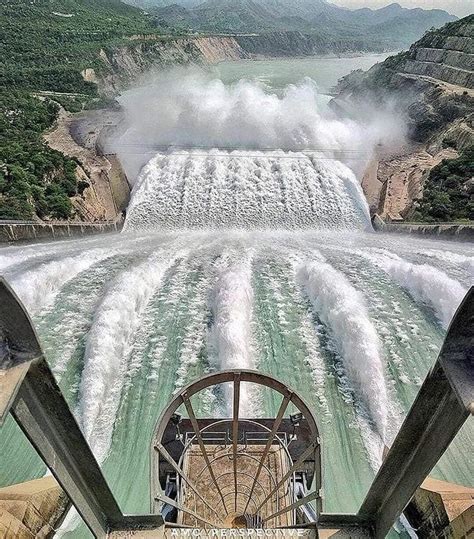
[151,371,322,529]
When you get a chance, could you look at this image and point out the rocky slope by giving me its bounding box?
[234,31,385,57]
[86,31,392,96]
[334,16,474,221]
[90,36,250,95]
[44,107,130,222]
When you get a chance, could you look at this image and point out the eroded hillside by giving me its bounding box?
[335,16,474,222]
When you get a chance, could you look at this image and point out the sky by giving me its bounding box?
[330,0,473,17]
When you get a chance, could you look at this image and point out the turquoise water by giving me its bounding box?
[0,229,472,537]
[210,53,395,94]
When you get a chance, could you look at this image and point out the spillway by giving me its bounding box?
[0,144,473,538]
[124,151,371,231]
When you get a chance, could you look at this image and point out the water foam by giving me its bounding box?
[298,259,388,441]
[370,251,467,329]
[420,249,474,279]
[124,150,371,231]
[10,250,111,315]
[208,252,257,417]
[79,250,181,462]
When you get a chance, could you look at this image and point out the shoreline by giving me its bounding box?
[216,50,400,63]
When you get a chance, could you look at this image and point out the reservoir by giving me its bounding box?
[210,53,395,93]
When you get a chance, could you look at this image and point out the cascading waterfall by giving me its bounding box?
[124,150,371,231]
[10,250,114,315]
[1,225,473,529]
[0,68,472,538]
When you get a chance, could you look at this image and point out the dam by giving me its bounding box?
[0,144,473,537]
[0,59,473,538]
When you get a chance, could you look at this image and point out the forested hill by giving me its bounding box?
[334,16,474,223]
[0,0,163,221]
[1,0,160,94]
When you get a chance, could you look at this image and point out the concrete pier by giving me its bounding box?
[0,477,69,538]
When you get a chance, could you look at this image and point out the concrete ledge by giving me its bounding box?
[0,219,123,244]
[0,477,70,538]
[372,215,474,241]
[404,477,474,538]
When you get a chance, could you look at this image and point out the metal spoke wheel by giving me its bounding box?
[151,370,322,529]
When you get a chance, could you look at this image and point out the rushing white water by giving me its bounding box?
[208,252,258,417]
[114,70,406,179]
[124,150,371,231]
[1,229,473,538]
[367,250,467,329]
[297,259,388,442]
[10,250,113,315]
[79,249,182,462]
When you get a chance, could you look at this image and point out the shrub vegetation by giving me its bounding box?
[412,147,474,223]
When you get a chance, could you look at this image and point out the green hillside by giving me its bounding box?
[0,0,163,221]
[150,0,456,49]
[1,0,159,94]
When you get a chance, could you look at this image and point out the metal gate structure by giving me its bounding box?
[150,371,322,529]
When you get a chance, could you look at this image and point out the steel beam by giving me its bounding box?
[243,392,292,515]
[255,441,319,514]
[232,374,241,513]
[0,278,163,537]
[264,490,318,524]
[154,494,219,527]
[182,393,229,514]
[155,443,221,520]
[358,287,474,538]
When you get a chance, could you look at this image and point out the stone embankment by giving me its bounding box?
[361,144,459,218]
[401,18,474,90]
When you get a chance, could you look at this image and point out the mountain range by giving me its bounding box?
[123,0,457,49]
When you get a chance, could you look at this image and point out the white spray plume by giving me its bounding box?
[111,68,406,180]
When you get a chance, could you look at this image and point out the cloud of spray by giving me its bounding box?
[110,67,407,181]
